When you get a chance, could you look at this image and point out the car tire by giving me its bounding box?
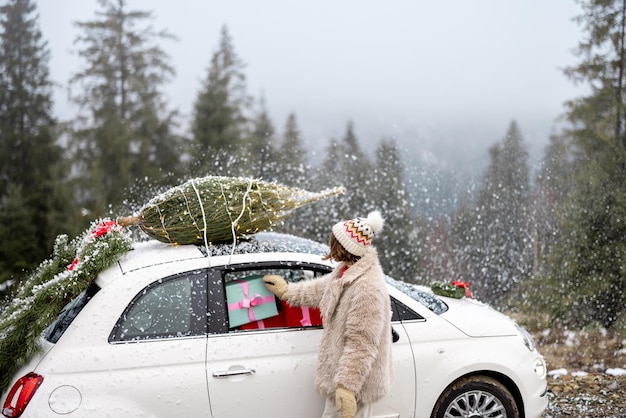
[431,376,519,418]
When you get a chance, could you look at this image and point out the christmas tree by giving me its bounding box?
[118,176,345,245]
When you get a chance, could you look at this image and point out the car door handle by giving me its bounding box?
[212,369,256,378]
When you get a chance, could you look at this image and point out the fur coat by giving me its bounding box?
[285,247,393,404]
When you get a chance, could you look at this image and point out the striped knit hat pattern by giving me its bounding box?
[332,211,384,257]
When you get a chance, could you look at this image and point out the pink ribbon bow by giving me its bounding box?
[228,281,274,322]
[300,307,312,327]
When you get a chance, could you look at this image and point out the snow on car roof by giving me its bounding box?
[114,232,330,275]
[198,232,330,257]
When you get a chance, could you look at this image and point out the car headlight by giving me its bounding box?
[515,324,535,352]
[533,357,547,379]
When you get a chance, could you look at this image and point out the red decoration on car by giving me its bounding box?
[91,220,118,238]
[67,221,119,271]
[67,258,79,271]
[452,280,473,298]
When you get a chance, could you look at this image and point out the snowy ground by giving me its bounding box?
[543,372,626,417]
[532,327,626,417]
[548,367,626,379]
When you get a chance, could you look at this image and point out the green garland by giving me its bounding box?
[431,281,467,299]
[118,176,345,245]
[0,220,132,393]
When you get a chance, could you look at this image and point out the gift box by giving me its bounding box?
[226,276,279,328]
[240,312,286,330]
[281,301,323,327]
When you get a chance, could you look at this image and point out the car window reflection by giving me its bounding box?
[109,271,207,342]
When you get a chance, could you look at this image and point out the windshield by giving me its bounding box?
[44,281,100,343]
[385,277,448,315]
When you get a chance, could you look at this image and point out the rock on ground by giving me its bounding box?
[543,373,626,417]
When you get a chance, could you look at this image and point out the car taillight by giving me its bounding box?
[2,373,43,418]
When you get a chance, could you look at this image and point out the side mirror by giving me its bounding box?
[391,326,400,343]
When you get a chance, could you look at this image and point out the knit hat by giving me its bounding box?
[332,211,384,257]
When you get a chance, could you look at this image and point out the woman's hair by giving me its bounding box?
[323,232,360,264]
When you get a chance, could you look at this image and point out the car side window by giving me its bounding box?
[390,296,424,322]
[45,281,100,343]
[223,267,325,332]
[109,270,207,342]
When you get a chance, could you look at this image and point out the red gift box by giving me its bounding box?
[240,312,286,330]
[281,301,322,327]
[239,301,323,330]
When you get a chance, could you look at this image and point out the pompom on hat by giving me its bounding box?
[332,211,384,257]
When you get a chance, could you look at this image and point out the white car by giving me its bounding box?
[1,233,547,418]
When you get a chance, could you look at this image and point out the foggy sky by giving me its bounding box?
[36,0,585,165]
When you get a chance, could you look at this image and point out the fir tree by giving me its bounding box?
[276,113,308,187]
[447,201,479,286]
[0,185,38,286]
[118,176,344,245]
[191,25,251,174]
[336,122,374,219]
[275,114,320,238]
[318,138,342,185]
[302,138,346,241]
[548,0,626,329]
[279,135,338,241]
[303,123,373,242]
[69,0,180,220]
[470,121,532,305]
[246,96,277,179]
[531,133,574,277]
[0,0,70,286]
[515,133,576,318]
[372,139,421,282]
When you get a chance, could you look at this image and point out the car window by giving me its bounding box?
[44,281,100,343]
[390,296,424,322]
[109,270,207,342]
[226,267,321,284]
[385,276,449,315]
[223,267,325,332]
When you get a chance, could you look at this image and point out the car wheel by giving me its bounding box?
[431,376,519,418]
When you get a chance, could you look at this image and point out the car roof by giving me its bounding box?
[94,231,448,319]
[115,232,331,274]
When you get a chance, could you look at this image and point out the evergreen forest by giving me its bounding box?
[1,0,625,335]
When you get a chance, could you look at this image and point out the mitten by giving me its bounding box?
[335,385,356,418]
[262,275,288,299]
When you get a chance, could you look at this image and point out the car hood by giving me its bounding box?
[439,297,518,337]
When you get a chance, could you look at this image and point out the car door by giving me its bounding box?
[103,269,211,416]
[205,264,324,418]
[205,263,416,418]
[376,296,420,417]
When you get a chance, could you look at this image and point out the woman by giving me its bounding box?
[263,211,393,418]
